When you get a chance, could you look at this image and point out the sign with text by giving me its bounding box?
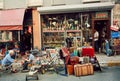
[95,12,108,19]
[111,31,120,38]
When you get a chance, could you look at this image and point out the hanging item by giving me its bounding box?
[2,31,12,41]
[110,25,119,31]
[28,26,32,34]
[110,20,119,31]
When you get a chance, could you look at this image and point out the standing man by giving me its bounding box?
[94,29,99,53]
[22,29,31,52]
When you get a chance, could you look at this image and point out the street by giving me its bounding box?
[0,66,120,81]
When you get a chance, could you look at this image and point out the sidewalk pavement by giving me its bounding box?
[95,53,120,67]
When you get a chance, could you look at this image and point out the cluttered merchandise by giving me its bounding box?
[0,43,102,81]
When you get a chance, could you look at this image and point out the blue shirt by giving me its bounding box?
[28,54,34,61]
[2,54,14,66]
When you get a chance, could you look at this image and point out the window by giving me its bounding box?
[0,31,13,42]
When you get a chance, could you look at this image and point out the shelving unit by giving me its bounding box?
[42,29,82,48]
[42,30,65,48]
[41,13,89,48]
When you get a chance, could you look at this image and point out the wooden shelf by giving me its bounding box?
[43,30,81,33]
[66,30,81,32]
[43,30,64,33]
[43,42,64,44]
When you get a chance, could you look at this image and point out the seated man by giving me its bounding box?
[22,50,35,70]
[12,44,20,59]
[1,50,17,72]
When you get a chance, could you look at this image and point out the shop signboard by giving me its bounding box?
[95,12,108,19]
[111,31,120,38]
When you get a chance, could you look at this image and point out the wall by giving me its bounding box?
[42,0,114,7]
[43,0,82,6]
[4,0,27,9]
[0,0,3,9]
[113,4,120,27]
[27,0,43,7]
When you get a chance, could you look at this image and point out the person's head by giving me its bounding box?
[9,50,14,56]
[94,29,98,32]
[25,50,30,56]
[15,44,19,48]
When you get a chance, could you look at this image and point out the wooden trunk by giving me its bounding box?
[81,65,88,76]
[74,63,94,77]
[86,63,94,75]
[74,64,82,77]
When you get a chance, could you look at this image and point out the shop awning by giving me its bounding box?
[37,2,115,14]
[0,8,25,30]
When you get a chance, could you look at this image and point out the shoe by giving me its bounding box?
[107,54,110,57]
[11,70,17,73]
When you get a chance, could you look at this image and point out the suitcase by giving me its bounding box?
[74,63,94,77]
[81,64,88,76]
[74,64,82,77]
[67,65,74,75]
[82,48,94,57]
[85,63,94,75]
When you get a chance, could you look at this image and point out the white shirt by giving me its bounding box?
[94,31,99,41]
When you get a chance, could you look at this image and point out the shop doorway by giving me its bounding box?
[20,9,33,53]
[94,20,110,52]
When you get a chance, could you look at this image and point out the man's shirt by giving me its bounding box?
[28,54,35,61]
[2,54,14,66]
[94,31,99,41]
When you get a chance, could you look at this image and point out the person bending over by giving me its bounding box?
[22,50,35,70]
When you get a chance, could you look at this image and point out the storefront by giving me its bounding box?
[0,8,25,50]
[0,8,34,53]
[92,11,111,52]
[37,2,114,51]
